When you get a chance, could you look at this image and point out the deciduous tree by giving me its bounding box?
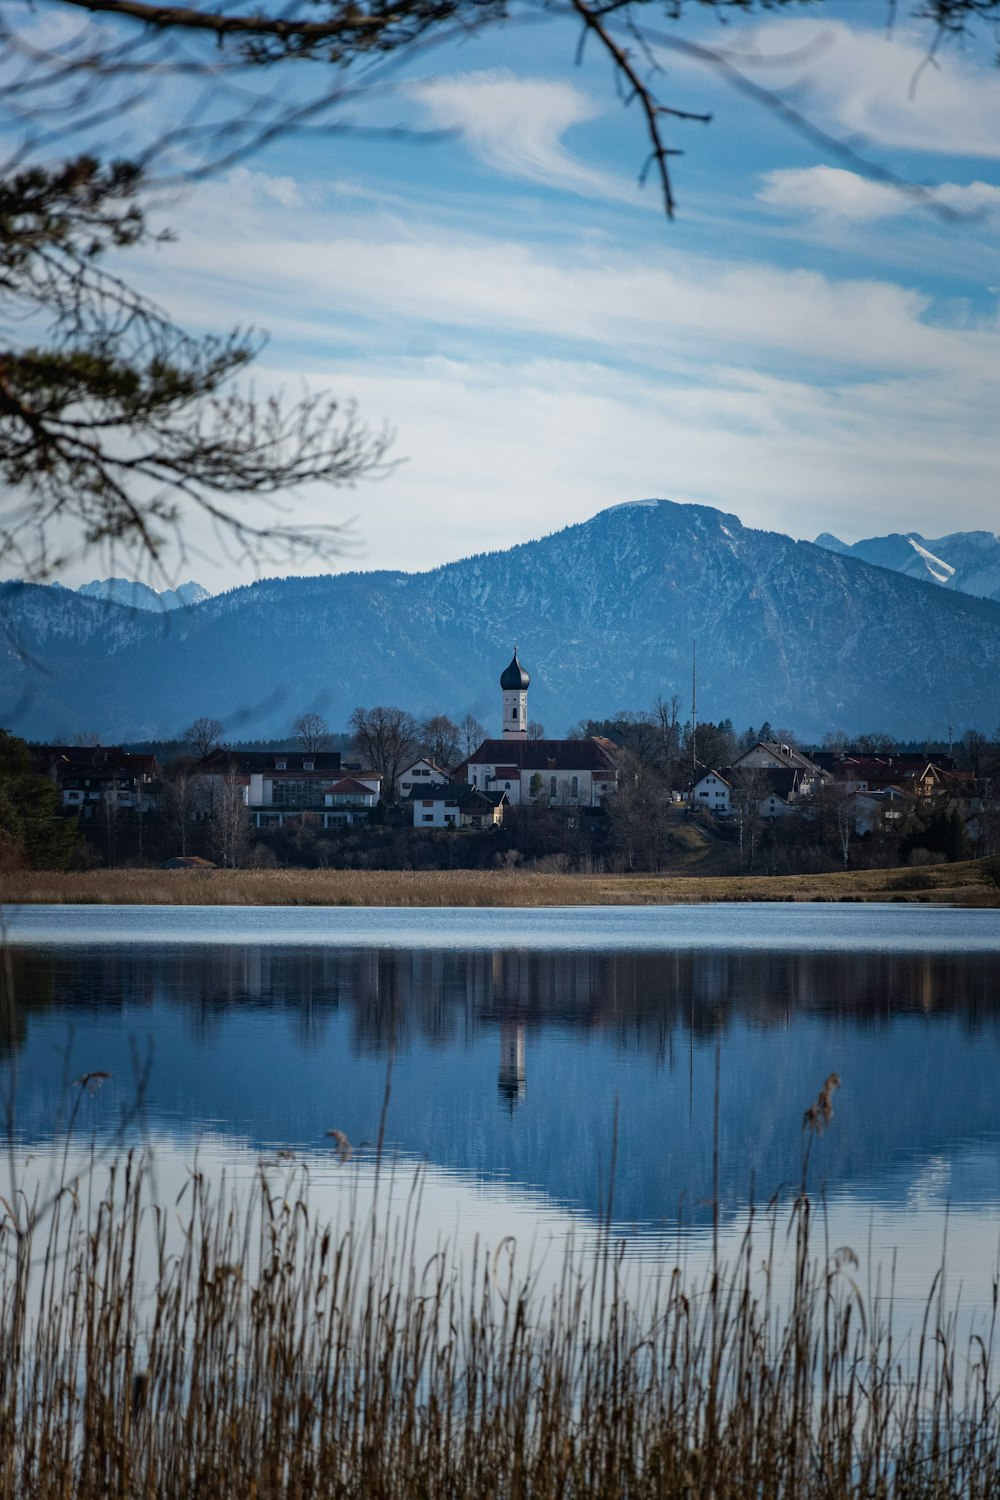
[184,717,225,759]
[460,713,487,757]
[420,714,460,769]
[349,705,420,801]
[293,713,332,754]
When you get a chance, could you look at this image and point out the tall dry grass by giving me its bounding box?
[7,858,1000,907]
[1,1134,999,1498]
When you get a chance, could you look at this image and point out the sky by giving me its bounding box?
[6,0,1000,590]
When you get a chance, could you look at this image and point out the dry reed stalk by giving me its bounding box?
[0,1148,998,1498]
[7,858,1000,909]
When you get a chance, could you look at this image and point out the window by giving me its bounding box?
[275,758,287,770]
[422,800,433,807]
[422,814,434,823]
[512,706,518,720]
[550,776,557,797]
[571,776,579,797]
[303,759,314,771]
[271,780,319,809]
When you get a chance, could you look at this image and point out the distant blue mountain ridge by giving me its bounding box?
[3,500,1000,741]
[814,529,1000,602]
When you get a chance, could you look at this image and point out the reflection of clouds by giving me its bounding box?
[904,1153,952,1212]
[7,1136,1000,1343]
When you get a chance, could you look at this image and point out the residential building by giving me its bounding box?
[31,744,160,817]
[407,782,507,828]
[198,749,381,828]
[397,758,451,799]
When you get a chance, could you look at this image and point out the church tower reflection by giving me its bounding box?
[498,1020,526,1111]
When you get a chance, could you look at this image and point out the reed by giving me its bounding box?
[1,1142,998,1498]
[7,857,1000,907]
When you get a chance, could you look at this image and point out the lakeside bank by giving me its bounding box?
[5,858,1000,906]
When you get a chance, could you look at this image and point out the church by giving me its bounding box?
[455,648,619,808]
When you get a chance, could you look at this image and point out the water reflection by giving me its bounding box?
[4,938,1000,1241]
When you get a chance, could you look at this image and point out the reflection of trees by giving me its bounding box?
[6,944,1000,1062]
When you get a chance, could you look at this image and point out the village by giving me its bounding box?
[4,648,994,876]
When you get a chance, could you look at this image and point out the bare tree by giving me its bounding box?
[184,717,225,760]
[729,766,771,872]
[856,731,897,755]
[209,772,250,867]
[293,712,331,754]
[527,720,546,741]
[608,752,673,872]
[100,782,120,868]
[349,705,420,802]
[823,776,856,869]
[654,694,682,783]
[961,727,989,778]
[460,713,487,757]
[163,762,203,856]
[420,714,461,770]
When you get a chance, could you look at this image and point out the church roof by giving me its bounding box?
[458,738,619,774]
[500,649,530,690]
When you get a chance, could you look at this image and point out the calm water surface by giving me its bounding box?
[4,902,1000,1311]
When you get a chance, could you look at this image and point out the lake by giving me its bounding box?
[4,901,1000,1319]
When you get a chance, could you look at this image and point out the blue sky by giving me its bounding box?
[9,0,1000,588]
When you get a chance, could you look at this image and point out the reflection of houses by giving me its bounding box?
[498,1020,526,1109]
[31,744,160,817]
[199,750,381,828]
[456,648,618,808]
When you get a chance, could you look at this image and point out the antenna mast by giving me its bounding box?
[691,639,698,777]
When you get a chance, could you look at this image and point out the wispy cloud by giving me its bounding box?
[410,71,631,200]
[758,165,1000,222]
[708,17,1000,160]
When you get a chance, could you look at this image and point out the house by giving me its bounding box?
[198,749,381,828]
[691,769,731,815]
[456,648,619,807]
[731,740,826,797]
[690,765,799,819]
[397,758,451,799]
[407,782,507,828]
[322,777,379,826]
[31,744,160,817]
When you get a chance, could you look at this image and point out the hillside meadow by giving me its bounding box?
[6,858,1000,907]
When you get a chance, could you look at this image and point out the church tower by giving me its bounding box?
[500,646,529,740]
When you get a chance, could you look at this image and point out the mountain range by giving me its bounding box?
[70,578,212,611]
[3,500,1000,742]
[814,530,1000,602]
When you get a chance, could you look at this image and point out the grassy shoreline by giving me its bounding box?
[6,857,1000,906]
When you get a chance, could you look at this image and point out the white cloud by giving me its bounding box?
[410,71,630,200]
[759,165,1000,222]
[110,345,1000,593]
[707,17,1000,159]
[153,201,998,385]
